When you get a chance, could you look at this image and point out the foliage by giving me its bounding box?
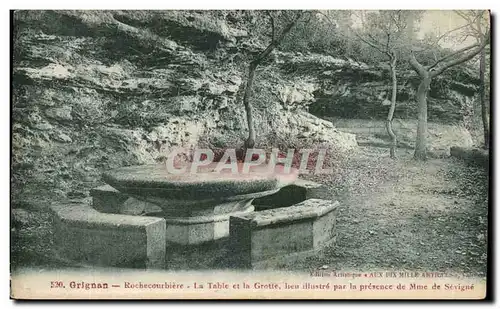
[359,11,419,55]
[279,11,348,55]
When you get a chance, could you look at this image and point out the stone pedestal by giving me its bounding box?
[163,200,255,245]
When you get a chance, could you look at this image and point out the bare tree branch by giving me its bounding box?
[455,10,481,34]
[266,11,275,43]
[458,33,472,44]
[455,10,489,44]
[353,30,388,57]
[428,43,479,69]
[475,12,483,37]
[412,23,470,53]
[432,35,489,76]
[252,11,304,65]
[314,11,338,30]
[390,13,400,32]
[409,51,427,77]
[455,10,473,25]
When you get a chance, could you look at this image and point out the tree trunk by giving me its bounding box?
[386,58,398,159]
[243,63,257,149]
[479,48,489,149]
[241,12,303,151]
[414,75,431,160]
[408,25,489,160]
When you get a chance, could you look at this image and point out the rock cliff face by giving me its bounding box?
[275,52,479,123]
[12,10,358,205]
[12,11,478,206]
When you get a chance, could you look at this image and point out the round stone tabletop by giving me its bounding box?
[103,163,298,200]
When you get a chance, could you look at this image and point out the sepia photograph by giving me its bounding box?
[9,7,492,300]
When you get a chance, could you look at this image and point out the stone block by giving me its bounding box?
[230,199,339,268]
[253,179,331,210]
[90,184,129,214]
[90,185,162,215]
[296,179,331,200]
[253,185,307,210]
[50,203,166,269]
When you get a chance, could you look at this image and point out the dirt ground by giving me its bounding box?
[291,145,489,277]
[11,145,489,277]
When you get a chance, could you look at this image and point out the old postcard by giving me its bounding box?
[10,9,490,300]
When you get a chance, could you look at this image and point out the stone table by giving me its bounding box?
[102,163,298,245]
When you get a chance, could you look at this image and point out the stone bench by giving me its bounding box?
[253,179,330,210]
[49,203,166,269]
[230,199,339,268]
